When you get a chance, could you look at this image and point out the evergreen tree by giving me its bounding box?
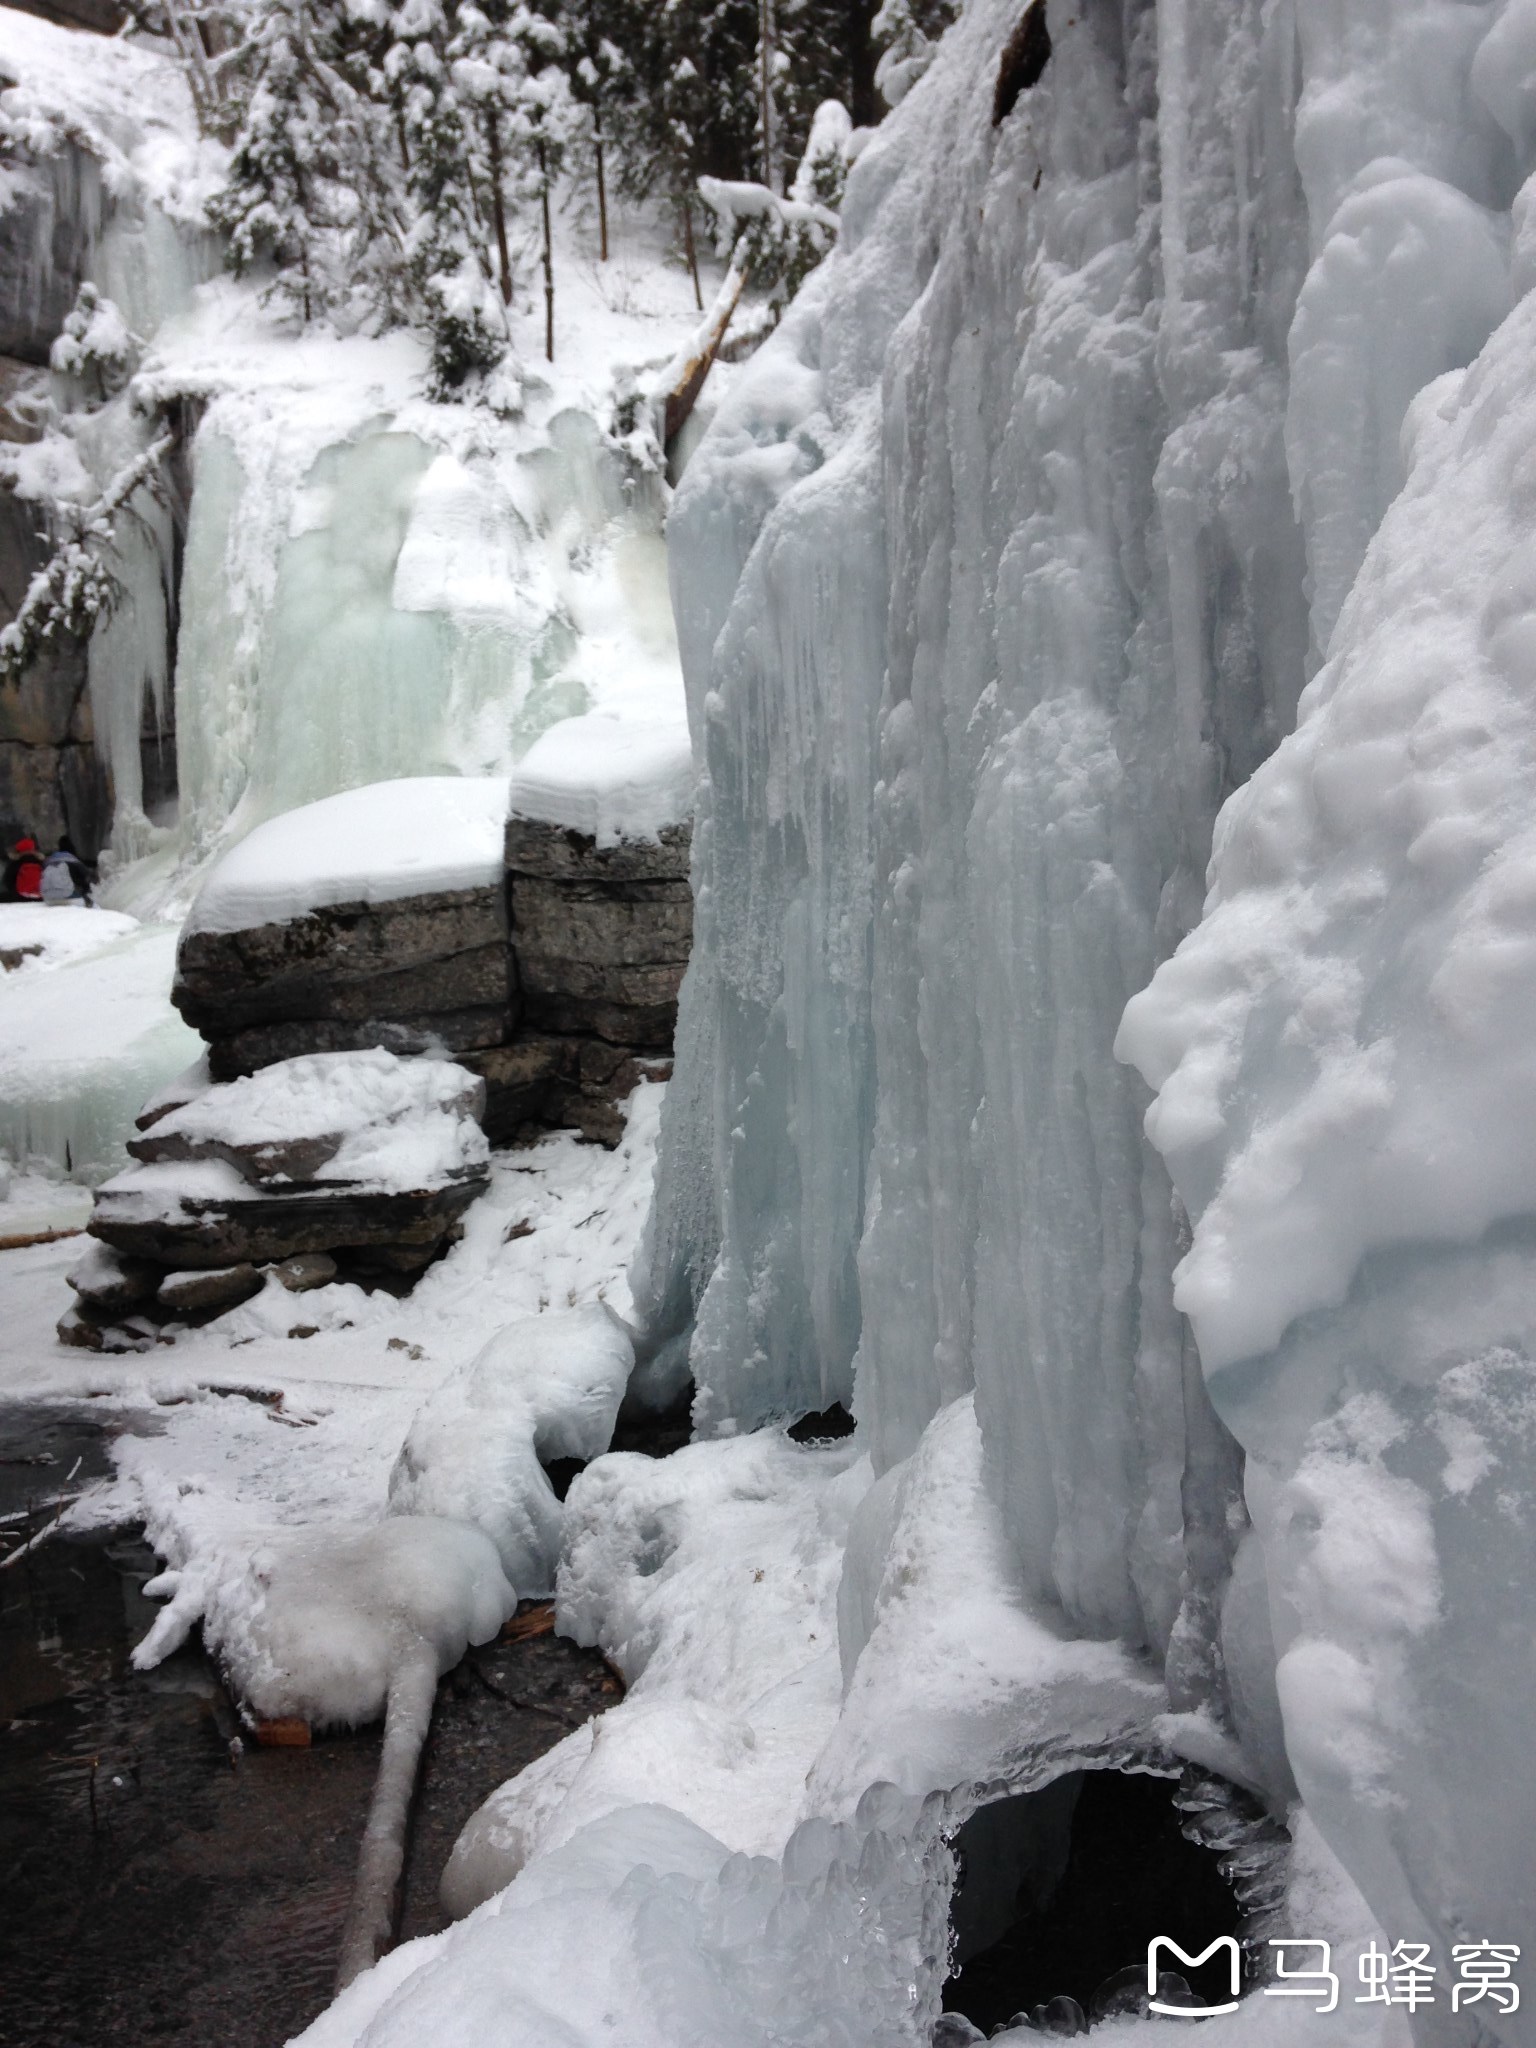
[408,0,513,388]
[565,0,632,261]
[499,6,578,361]
[870,0,958,107]
[209,0,373,324]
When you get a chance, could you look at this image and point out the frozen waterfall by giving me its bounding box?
[627,0,1535,2033]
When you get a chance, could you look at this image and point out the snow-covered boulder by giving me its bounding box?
[79,1051,488,1334]
[174,779,513,1078]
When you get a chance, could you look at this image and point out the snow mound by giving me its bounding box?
[811,1396,1165,1817]
[509,714,693,845]
[387,1305,635,1593]
[135,1514,514,1727]
[293,1789,949,2048]
[138,1048,489,1193]
[0,904,139,970]
[440,1723,596,1918]
[184,778,509,937]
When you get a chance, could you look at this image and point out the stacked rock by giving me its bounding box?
[165,777,694,1150]
[60,1048,489,1350]
[473,818,692,1145]
[171,781,514,1081]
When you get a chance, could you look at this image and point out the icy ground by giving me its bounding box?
[0,1083,662,1677]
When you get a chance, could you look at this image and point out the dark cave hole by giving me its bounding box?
[787,1401,857,1442]
[942,1770,1243,2036]
[993,0,1052,126]
[542,1456,586,1502]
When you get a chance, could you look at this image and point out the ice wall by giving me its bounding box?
[642,0,1308,1663]
[1119,20,1536,2007]
[640,0,1536,2028]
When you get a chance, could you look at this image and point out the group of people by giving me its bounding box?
[3,832,93,904]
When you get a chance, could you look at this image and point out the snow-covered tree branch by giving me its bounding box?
[0,434,174,685]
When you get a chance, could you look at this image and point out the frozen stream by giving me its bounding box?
[0,1407,621,2048]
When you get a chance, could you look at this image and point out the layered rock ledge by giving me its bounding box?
[171,779,693,1148]
[63,1049,489,1349]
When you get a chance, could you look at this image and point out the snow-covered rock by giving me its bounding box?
[182,778,510,939]
[87,1050,488,1284]
[509,712,694,846]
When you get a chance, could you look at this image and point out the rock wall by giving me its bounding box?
[0,357,112,857]
[172,816,693,1147]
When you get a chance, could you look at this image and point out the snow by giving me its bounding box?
[1118,269,1536,1375]
[137,1513,514,1730]
[0,7,221,231]
[184,777,508,936]
[508,712,693,843]
[0,1169,92,1243]
[387,1304,635,1591]
[124,1047,489,1192]
[0,1084,664,1740]
[0,901,138,968]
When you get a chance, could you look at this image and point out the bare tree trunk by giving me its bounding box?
[594,105,609,262]
[164,0,218,133]
[488,116,513,305]
[681,194,703,312]
[661,259,746,449]
[758,0,776,190]
[539,140,555,361]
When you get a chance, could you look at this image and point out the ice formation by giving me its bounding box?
[134,1513,514,1728]
[2,8,694,925]
[387,1304,636,1592]
[505,0,1528,2038]
[0,910,200,1184]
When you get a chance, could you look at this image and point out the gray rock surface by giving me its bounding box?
[203,1006,512,1082]
[157,1262,263,1314]
[174,886,510,1032]
[503,817,691,882]
[0,471,110,857]
[507,828,692,1065]
[269,1252,338,1292]
[90,1177,483,1270]
[169,817,695,1144]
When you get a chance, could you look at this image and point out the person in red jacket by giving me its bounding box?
[8,836,43,900]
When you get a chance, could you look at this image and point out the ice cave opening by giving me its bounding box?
[942,1772,1248,2036]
